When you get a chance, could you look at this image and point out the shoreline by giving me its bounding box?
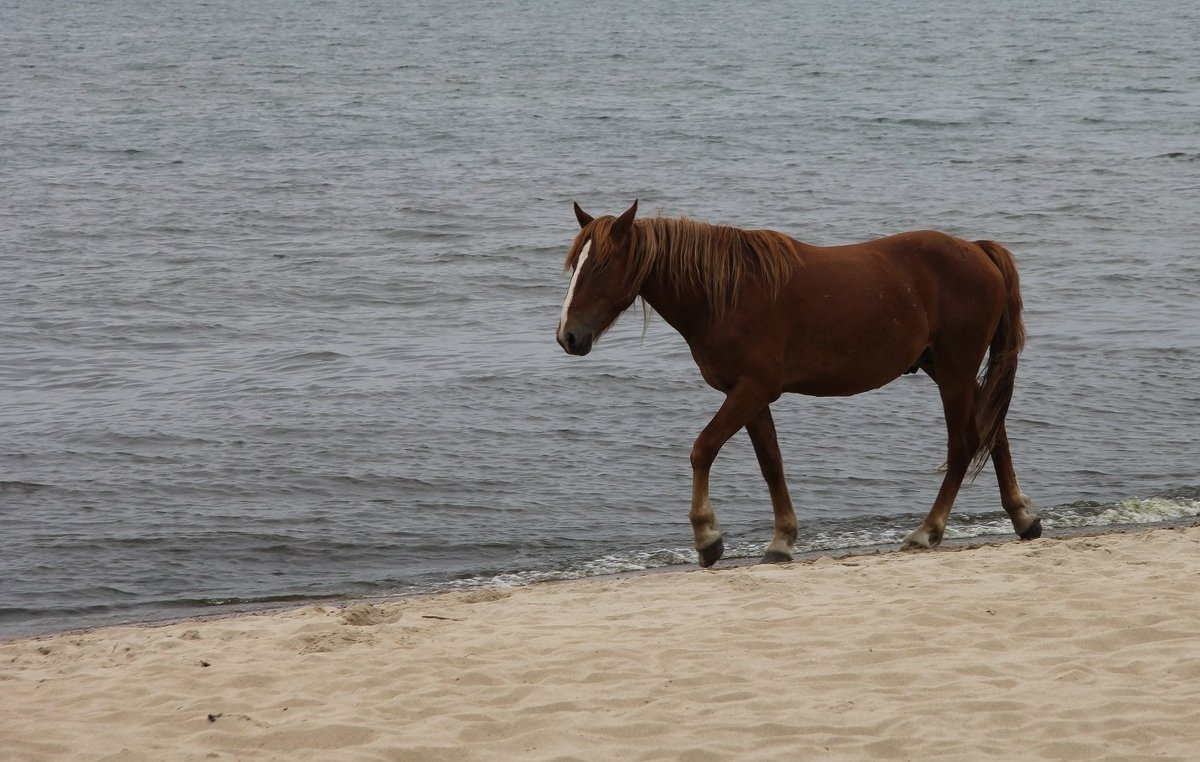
[7,516,1198,645]
[5,522,1200,760]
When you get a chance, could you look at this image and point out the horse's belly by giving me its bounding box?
[783,366,909,397]
[782,329,928,397]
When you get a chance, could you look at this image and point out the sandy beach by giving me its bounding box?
[4,525,1200,761]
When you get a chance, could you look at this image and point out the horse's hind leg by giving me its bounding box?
[991,423,1042,539]
[902,372,978,549]
[745,406,798,563]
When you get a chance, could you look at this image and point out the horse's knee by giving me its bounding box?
[689,441,712,471]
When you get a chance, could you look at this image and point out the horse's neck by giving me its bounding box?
[637,266,713,339]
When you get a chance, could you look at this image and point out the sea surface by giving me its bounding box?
[2,0,1198,639]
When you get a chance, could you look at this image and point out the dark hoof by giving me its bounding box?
[1019,517,1043,540]
[697,538,725,568]
[761,551,793,564]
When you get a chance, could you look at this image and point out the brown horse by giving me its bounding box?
[556,200,1042,567]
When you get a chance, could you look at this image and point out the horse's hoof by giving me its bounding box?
[1019,517,1043,540]
[697,537,725,568]
[901,526,941,550]
[761,550,793,564]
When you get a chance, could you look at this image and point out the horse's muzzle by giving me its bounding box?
[557,328,593,356]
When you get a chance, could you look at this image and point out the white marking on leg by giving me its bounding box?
[1014,494,1039,532]
[689,490,722,550]
[558,241,590,330]
[765,535,794,559]
[901,526,936,549]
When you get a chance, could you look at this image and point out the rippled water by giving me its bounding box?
[2,0,1198,638]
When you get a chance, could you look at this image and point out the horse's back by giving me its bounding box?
[807,229,990,269]
[766,229,1009,395]
[795,229,1007,311]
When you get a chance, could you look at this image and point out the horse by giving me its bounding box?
[555,199,1042,567]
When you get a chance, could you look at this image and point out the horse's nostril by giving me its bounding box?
[565,332,578,349]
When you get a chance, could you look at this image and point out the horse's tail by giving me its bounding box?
[969,240,1026,478]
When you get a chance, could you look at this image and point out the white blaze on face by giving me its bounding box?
[558,240,591,329]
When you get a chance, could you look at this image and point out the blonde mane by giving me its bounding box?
[565,216,802,319]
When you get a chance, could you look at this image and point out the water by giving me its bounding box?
[2,0,1198,639]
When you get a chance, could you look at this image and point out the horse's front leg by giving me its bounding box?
[745,406,797,563]
[689,384,774,568]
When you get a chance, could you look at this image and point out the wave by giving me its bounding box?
[0,481,52,493]
[1151,151,1200,162]
[444,489,1200,591]
[5,489,1196,641]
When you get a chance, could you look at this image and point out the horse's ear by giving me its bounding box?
[573,202,594,229]
[611,199,638,237]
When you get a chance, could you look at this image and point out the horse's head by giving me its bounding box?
[556,199,640,356]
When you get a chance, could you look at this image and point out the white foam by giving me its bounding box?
[1051,496,1200,528]
[440,495,1200,595]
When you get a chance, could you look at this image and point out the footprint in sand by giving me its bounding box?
[338,604,403,627]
